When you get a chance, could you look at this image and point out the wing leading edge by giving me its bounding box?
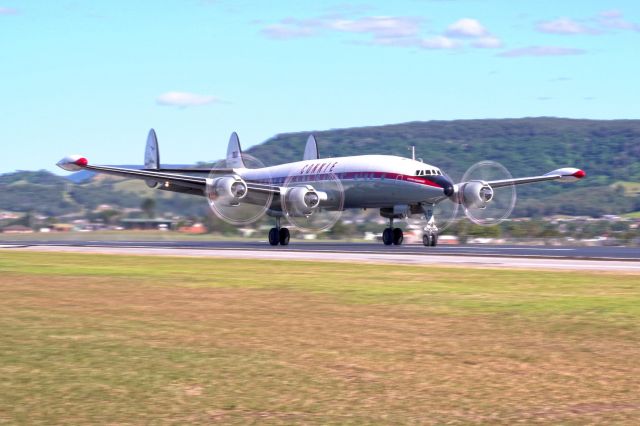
[485,167,586,188]
[56,155,280,196]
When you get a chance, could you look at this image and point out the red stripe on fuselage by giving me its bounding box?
[251,171,444,188]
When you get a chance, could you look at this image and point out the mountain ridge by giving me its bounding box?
[2,117,639,218]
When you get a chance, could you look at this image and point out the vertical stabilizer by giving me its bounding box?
[145,129,160,169]
[303,134,319,160]
[226,132,246,168]
[144,129,160,188]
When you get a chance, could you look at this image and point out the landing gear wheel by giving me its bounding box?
[279,228,290,246]
[423,233,432,247]
[392,228,403,245]
[268,227,279,246]
[382,228,393,246]
[431,232,438,247]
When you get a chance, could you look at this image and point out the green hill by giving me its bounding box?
[1,118,639,218]
[247,117,640,216]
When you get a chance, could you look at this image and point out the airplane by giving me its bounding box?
[57,129,585,246]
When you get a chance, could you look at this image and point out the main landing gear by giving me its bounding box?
[268,216,290,246]
[382,217,404,246]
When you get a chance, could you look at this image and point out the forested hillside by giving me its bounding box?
[247,117,640,216]
[1,118,638,218]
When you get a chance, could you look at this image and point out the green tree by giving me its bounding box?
[141,198,156,219]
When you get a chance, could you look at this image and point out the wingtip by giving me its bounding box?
[56,155,88,171]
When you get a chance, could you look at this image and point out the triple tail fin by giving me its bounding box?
[303,134,319,160]
[226,132,246,168]
[145,129,159,169]
[144,129,160,188]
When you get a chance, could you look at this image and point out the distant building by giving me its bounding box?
[0,212,21,220]
[120,218,176,230]
[178,223,207,234]
[2,225,34,234]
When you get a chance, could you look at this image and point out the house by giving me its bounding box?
[2,225,34,234]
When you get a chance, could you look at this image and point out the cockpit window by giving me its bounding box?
[417,169,442,176]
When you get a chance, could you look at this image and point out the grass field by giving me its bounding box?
[1,252,639,424]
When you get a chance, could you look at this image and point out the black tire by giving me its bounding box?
[392,227,403,245]
[268,227,279,246]
[430,232,438,247]
[423,233,432,247]
[279,227,290,246]
[382,228,393,245]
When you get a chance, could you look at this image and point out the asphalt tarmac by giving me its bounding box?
[1,240,638,272]
[1,240,638,260]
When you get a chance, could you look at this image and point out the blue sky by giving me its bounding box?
[1,0,639,173]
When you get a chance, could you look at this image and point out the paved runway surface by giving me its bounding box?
[2,240,638,272]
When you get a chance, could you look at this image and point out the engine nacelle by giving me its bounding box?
[285,185,321,216]
[207,176,247,206]
[459,181,494,209]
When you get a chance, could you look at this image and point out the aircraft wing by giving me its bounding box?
[485,167,586,188]
[56,155,281,196]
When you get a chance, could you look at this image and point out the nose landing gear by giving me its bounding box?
[421,204,439,247]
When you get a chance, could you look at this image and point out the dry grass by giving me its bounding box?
[0,252,639,424]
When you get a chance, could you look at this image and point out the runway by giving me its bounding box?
[1,240,639,272]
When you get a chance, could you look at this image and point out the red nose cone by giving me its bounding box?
[573,169,585,179]
[75,157,88,167]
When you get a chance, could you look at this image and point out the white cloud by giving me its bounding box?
[260,14,503,52]
[442,18,501,48]
[471,36,503,48]
[596,9,640,31]
[536,18,599,34]
[156,92,220,108]
[599,9,622,19]
[534,10,640,35]
[445,18,488,38]
[420,35,462,49]
[261,15,422,42]
[498,46,586,57]
[328,16,421,38]
[0,7,17,15]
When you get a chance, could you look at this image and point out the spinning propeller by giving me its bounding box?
[410,160,517,233]
[455,160,516,226]
[205,153,274,225]
[281,171,345,233]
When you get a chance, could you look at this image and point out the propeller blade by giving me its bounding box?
[460,160,516,226]
[282,171,345,233]
[205,153,273,225]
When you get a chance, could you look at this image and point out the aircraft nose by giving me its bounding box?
[443,176,454,197]
[431,175,454,196]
